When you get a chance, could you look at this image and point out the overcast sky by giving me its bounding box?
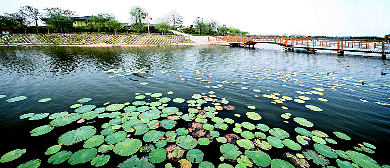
[1,0,389,36]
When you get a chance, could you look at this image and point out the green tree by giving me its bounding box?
[5,9,30,33]
[0,15,18,33]
[129,6,147,33]
[155,22,170,35]
[44,7,75,33]
[105,19,122,34]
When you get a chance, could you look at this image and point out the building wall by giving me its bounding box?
[73,21,88,27]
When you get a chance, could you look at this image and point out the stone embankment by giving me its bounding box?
[0,33,195,46]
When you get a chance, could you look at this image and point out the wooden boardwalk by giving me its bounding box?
[211,36,389,59]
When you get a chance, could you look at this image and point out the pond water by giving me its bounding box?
[0,45,389,167]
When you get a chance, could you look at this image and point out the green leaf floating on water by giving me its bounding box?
[305,105,323,112]
[246,105,256,110]
[135,95,146,99]
[105,131,127,144]
[58,126,96,145]
[336,159,354,168]
[241,122,256,130]
[345,150,381,168]
[245,150,271,167]
[106,104,125,111]
[91,155,110,167]
[283,139,301,150]
[77,98,92,103]
[362,142,376,150]
[49,112,68,119]
[118,155,153,168]
[256,123,270,132]
[75,105,96,113]
[6,96,27,102]
[45,145,61,155]
[240,131,255,139]
[0,149,26,163]
[0,95,6,98]
[143,130,165,142]
[269,128,289,139]
[271,159,294,168]
[334,132,351,140]
[220,143,241,160]
[113,138,142,156]
[303,149,329,167]
[293,117,314,127]
[314,143,338,158]
[160,120,177,129]
[267,136,284,148]
[29,113,49,120]
[186,148,204,163]
[295,127,313,137]
[38,98,51,103]
[17,158,41,168]
[151,93,163,98]
[68,148,97,165]
[312,136,327,144]
[159,97,171,103]
[20,113,35,119]
[149,148,167,163]
[48,150,72,164]
[50,113,81,127]
[237,139,255,149]
[246,112,261,120]
[198,138,210,145]
[84,135,105,148]
[30,124,54,136]
[176,135,198,150]
[173,98,185,103]
[312,130,329,138]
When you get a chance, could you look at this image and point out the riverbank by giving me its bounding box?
[0,33,198,46]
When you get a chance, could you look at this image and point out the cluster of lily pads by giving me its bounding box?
[0,34,193,45]
[1,89,389,168]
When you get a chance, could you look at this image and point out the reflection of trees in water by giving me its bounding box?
[0,46,194,77]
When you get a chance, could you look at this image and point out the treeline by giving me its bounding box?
[1,5,248,36]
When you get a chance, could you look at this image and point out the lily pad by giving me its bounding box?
[267,136,284,148]
[312,130,328,138]
[105,131,127,144]
[149,148,167,163]
[6,96,27,102]
[29,113,49,120]
[106,104,125,111]
[254,139,272,150]
[38,98,51,103]
[302,149,329,167]
[133,123,149,135]
[237,139,254,149]
[173,98,185,103]
[113,138,142,156]
[160,120,177,129]
[245,150,271,167]
[220,143,241,160]
[91,155,110,167]
[312,136,327,144]
[271,159,294,168]
[84,135,105,148]
[334,132,351,140]
[0,95,6,98]
[362,142,376,150]
[50,113,81,127]
[241,122,255,130]
[58,126,96,145]
[30,124,54,136]
[68,148,97,165]
[198,138,210,145]
[176,135,198,150]
[77,98,92,103]
[17,158,41,168]
[293,117,314,127]
[269,128,289,139]
[139,109,161,120]
[246,112,261,120]
[246,105,256,110]
[48,150,72,164]
[143,130,165,142]
[135,95,146,99]
[0,149,26,163]
[283,139,301,150]
[118,155,153,168]
[49,112,68,119]
[256,123,270,132]
[314,143,338,158]
[187,148,204,163]
[295,127,313,137]
[20,113,35,119]
[159,97,171,103]
[45,145,61,155]
[75,105,96,113]
[346,150,380,168]
[98,145,114,153]
[237,155,252,167]
[199,161,214,168]
[240,131,255,139]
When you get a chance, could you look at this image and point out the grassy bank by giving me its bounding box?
[0,33,194,45]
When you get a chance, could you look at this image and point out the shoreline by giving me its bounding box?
[0,42,229,47]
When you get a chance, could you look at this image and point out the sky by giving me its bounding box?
[1,0,389,37]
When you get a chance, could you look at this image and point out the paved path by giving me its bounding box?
[170,30,211,45]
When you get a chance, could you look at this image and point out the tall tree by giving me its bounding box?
[163,10,183,30]
[89,13,122,34]
[5,8,30,33]
[0,15,18,33]
[22,5,40,27]
[129,6,148,33]
[155,22,170,35]
[44,7,75,33]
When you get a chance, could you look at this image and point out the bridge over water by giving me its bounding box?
[210,36,390,59]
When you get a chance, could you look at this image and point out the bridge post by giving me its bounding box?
[382,42,386,60]
[338,50,344,56]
